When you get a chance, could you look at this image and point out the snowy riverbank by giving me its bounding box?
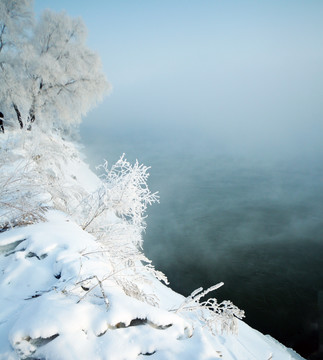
[0,131,305,359]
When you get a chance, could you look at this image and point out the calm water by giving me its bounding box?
[81,126,323,358]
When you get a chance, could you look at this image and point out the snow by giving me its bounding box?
[0,131,305,359]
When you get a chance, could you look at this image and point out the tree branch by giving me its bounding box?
[13,103,23,129]
[0,24,6,53]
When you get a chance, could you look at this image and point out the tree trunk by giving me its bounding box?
[0,111,4,133]
[29,107,35,123]
[13,103,23,129]
[27,98,36,130]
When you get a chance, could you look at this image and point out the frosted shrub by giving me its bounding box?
[0,158,48,230]
[98,154,159,228]
[175,283,245,335]
[82,154,159,236]
[0,130,88,230]
[78,155,166,305]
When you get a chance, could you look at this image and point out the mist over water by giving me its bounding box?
[80,123,323,358]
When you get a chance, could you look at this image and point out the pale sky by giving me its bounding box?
[35,0,323,160]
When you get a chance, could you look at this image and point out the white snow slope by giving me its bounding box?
[0,130,304,360]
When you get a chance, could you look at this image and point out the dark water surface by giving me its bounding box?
[80,127,323,358]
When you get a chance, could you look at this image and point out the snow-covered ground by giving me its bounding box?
[0,131,305,359]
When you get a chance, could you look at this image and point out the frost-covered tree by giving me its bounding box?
[0,0,34,129]
[0,0,33,49]
[0,1,109,132]
[23,10,109,131]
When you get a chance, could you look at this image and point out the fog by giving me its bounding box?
[76,0,323,162]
